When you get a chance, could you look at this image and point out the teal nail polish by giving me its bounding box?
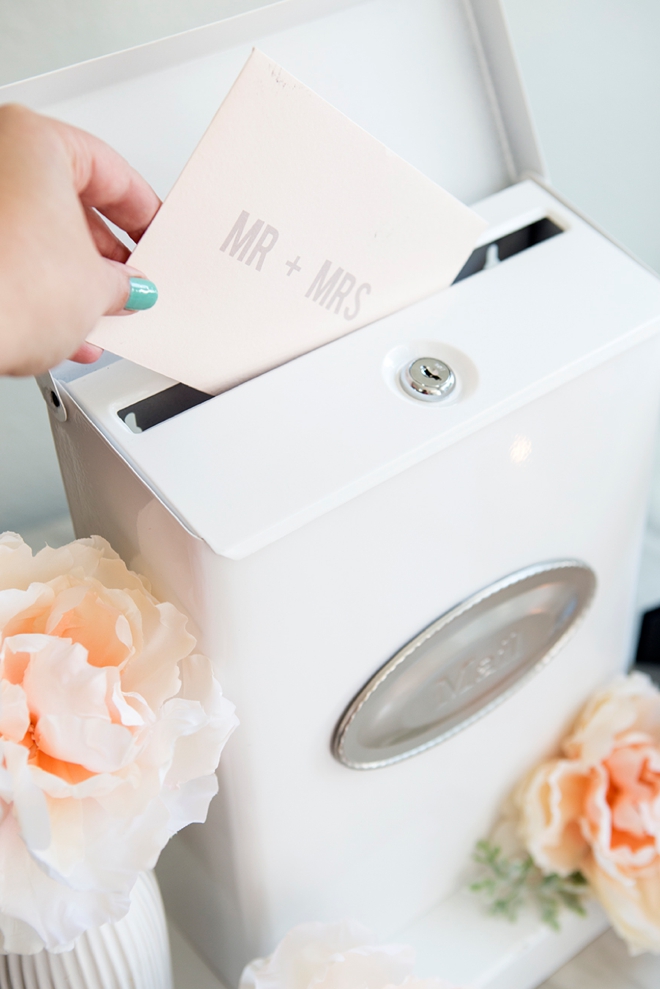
[126,277,158,311]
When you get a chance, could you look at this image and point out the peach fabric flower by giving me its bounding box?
[0,532,238,954]
[518,672,660,953]
[239,920,460,989]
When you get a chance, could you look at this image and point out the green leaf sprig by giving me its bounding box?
[470,839,588,930]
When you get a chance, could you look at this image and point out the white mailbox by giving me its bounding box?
[5,1,660,986]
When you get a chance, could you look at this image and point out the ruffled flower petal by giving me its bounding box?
[519,672,660,954]
[517,758,590,875]
[35,714,135,774]
[242,921,414,989]
[165,654,239,785]
[239,921,460,989]
[160,773,219,832]
[120,600,193,710]
[0,532,237,949]
[0,680,29,741]
[2,740,51,851]
[0,809,130,953]
[564,673,660,764]
[18,634,110,721]
[44,584,133,669]
[583,855,660,953]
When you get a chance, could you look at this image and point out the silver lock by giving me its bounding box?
[400,357,456,402]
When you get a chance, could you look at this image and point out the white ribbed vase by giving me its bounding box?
[0,872,173,989]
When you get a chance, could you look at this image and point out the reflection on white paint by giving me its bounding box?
[510,434,532,464]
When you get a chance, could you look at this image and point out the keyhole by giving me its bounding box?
[420,364,443,381]
[400,357,455,402]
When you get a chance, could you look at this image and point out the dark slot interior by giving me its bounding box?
[634,604,660,687]
[118,383,212,433]
[118,216,564,433]
[635,605,660,667]
[452,216,563,284]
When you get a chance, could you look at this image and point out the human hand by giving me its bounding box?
[0,104,161,376]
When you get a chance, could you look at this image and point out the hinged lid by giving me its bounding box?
[0,0,544,206]
[51,183,660,558]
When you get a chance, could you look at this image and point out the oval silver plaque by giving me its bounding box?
[332,560,595,770]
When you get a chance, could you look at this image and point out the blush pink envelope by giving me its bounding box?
[89,49,487,395]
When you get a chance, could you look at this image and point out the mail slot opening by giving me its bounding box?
[453,217,563,284]
[117,217,564,433]
[118,383,212,433]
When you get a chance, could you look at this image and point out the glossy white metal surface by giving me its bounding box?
[55,182,660,559]
[48,325,660,985]
[11,1,660,986]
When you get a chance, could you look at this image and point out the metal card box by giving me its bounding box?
[3,2,660,986]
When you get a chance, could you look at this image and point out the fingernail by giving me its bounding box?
[126,277,158,311]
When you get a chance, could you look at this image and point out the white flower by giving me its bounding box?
[0,532,238,954]
[239,920,460,989]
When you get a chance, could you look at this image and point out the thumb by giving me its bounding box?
[100,258,159,315]
[68,259,159,365]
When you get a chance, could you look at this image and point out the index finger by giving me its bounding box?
[53,117,161,242]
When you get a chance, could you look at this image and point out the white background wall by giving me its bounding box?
[505,0,660,272]
[1,0,660,569]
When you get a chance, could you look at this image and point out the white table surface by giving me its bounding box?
[540,929,660,989]
[168,922,660,989]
